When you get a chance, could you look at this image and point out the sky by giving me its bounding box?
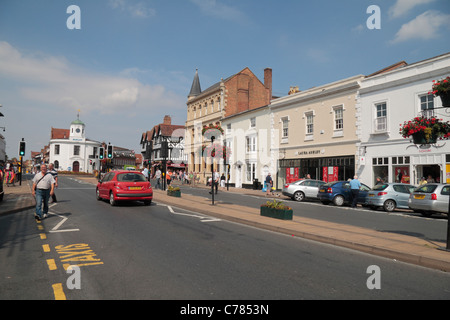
[0,0,449,161]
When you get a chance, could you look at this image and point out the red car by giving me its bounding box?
[96,170,153,206]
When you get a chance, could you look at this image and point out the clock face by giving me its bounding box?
[76,128,80,133]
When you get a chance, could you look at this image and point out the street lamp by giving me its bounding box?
[211,136,215,205]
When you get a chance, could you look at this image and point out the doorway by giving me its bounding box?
[418,165,441,183]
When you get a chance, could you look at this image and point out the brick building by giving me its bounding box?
[185,67,272,183]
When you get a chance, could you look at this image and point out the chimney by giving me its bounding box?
[163,115,171,125]
[264,68,272,100]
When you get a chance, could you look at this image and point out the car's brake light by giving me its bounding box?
[431,193,437,200]
[327,187,333,193]
[377,192,387,196]
[284,184,289,188]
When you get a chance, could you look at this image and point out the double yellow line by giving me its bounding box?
[36,219,67,300]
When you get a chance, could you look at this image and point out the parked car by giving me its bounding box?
[317,180,371,206]
[282,179,326,202]
[96,170,153,206]
[366,183,416,212]
[408,183,450,217]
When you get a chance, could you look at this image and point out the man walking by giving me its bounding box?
[32,164,55,221]
[154,167,162,190]
[349,175,361,208]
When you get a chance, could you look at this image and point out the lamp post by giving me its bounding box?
[211,136,215,205]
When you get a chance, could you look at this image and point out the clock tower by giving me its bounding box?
[69,113,85,142]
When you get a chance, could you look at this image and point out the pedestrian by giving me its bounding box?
[220,173,226,189]
[419,177,427,186]
[265,173,273,196]
[31,164,55,221]
[209,170,219,194]
[48,163,58,203]
[142,165,149,181]
[154,168,162,189]
[349,175,361,208]
[375,177,383,185]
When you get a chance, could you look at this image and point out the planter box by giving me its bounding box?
[260,206,293,220]
[412,132,437,145]
[167,190,181,197]
[440,93,450,107]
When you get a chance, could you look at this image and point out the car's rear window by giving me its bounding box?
[415,185,438,193]
[373,184,388,191]
[117,173,146,182]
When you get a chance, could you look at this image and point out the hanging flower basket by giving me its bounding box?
[202,124,224,140]
[429,76,450,107]
[400,116,450,145]
[199,143,232,159]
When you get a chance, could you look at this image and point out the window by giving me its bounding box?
[334,107,343,130]
[420,94,434,117]
[306,113,314,134]
[281,117,289,138]
[250,117,256,128]
[246,162,256,182]
[375,102,387,132]
[246,136,256,153]
[226,123,231,133]
[54,144,60,155]
[74,145,80,156]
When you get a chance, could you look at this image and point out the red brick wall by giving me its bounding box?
[224,68,271,117]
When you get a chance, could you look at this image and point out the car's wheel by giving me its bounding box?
[383,199,396,212]
[420,211,433,217]
[96,188,102,200]
[333,195,345,206]
[293,191,305,202]
[109,192,117,206]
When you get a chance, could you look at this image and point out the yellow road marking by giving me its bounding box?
[52,283,66,300]
[42,244,50,252]
[46,259,57,270]
[38,225,44,230]
[40,233,47,240]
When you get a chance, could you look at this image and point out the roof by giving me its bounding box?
[188,69,201,97]
[365,61,408,78]
[51,128,70,139]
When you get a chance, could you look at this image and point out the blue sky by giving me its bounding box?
[0,0,449,160]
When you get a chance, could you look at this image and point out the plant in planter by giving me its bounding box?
[429,76,450,107]
[202,124,224,139]
[167,185,181,197]
[399,116,450,144]
[260,199,293,220]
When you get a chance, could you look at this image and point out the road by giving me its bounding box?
[1,176,449,303]
[173,181,448,245]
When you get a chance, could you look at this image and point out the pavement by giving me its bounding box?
[2,175,450,272]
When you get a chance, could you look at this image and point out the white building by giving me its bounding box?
[222,105,277,188]
[49,117,102,173]
[357,52,450,186]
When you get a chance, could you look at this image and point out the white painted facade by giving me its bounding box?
[221,105,277,188]
[357,53,450,186]
[49,119,102,173]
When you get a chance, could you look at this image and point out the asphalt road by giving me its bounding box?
[173,182,448,244]
[1,176,449,302]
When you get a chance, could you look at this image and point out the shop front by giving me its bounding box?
[277,155,355,188]
[366,151,450,187]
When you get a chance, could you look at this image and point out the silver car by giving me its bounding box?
[408,183,450,217]
[282,179,325,202]
[366,183,416,212]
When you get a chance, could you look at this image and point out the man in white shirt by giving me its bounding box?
[32,164,55,220]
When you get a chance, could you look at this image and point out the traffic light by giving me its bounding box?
[19,141,26,157]
[99,147,104,159]
[107,145,113,159]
